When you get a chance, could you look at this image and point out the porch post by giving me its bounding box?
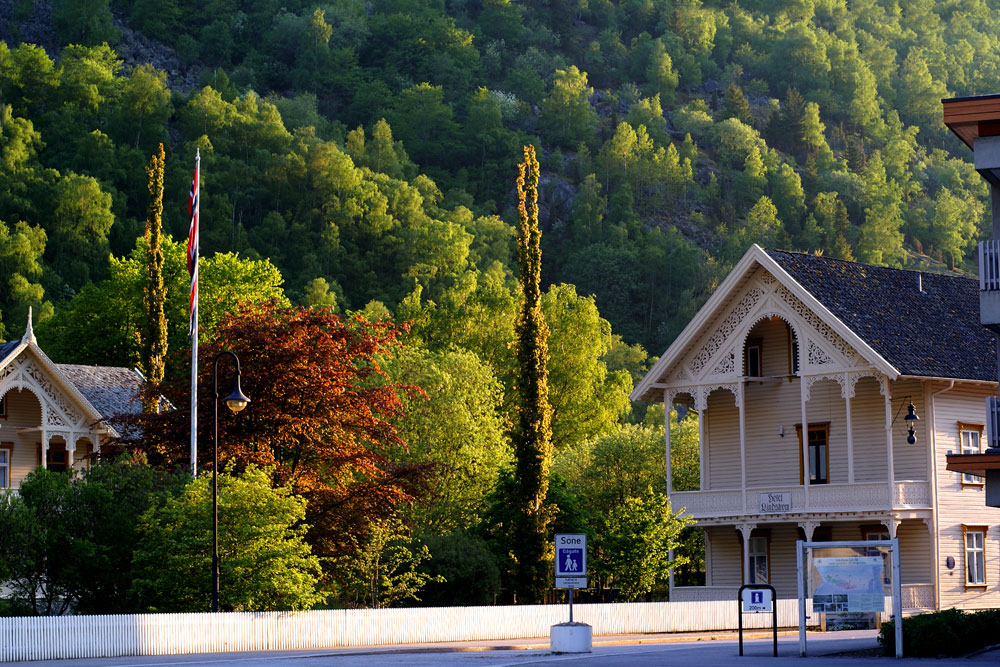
[40,429,47,469]
[664,391,672,495]
[66,436,75,467]
[738,523,756,584]
[844,373,855,484]
[800,374,810,507]
[738,384,747,514]
[885,385,896,508]
[698,404,707,489]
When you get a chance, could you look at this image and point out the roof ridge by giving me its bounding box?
[764,248,972,281]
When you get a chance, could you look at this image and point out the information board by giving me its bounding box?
[811,556,884,613]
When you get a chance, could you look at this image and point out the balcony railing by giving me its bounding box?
[980,240,1000,291]
[670,481,930,519]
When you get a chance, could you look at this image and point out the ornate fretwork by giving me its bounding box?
[807,339,832,366]
[690,286,765,375]
[759,272,776,286]
[709,347,736,377]
[846,369,888,397]
[22,361,85,427]
[698,383,740,410]
[671,367,692,383]
[45,405,67,427]
[774,286,855,361]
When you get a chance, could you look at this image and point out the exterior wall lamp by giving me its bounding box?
[904,401,919,445]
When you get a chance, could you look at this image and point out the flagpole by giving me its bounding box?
[190,149,200,477]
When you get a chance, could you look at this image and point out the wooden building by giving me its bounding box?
[633,245,1000,612]
[0,313,142,490]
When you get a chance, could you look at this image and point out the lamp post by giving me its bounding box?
[212,350,250,613]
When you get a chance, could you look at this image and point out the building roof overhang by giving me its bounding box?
[945,451,1000,478]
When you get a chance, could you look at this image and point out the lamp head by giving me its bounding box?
[905,400,918,444]
[225,372,250,413]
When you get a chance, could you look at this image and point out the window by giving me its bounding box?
[46,445,67,473]
[964,526,987,586]
[749,536,768,584]
[789,326,799,375]
[863,526,891,584]
[959,423,985,485]
[0,444,9,488]
[797,423,830,485]
[745,339,762,377]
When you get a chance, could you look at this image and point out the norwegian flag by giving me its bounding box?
[188,150,201,477]
[187,153,199,340]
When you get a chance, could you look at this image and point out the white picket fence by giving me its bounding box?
[0,599,803,662]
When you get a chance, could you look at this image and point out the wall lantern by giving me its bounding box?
[905,401,919,445]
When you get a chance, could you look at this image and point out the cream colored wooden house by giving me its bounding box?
[0,314,143,491]
[633,245,1000,612]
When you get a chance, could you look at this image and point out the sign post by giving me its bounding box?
[738,584,777,657]
[555,533,587,622]
[551,533,591,653]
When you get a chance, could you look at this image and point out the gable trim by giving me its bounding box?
[632,245,900,402]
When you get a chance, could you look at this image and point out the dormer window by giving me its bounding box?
[745,338,762,377]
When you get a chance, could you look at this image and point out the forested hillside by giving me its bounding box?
[0,0,996,603]
[1,0,994,360]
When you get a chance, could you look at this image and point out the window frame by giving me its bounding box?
[959,422,986,486]
[797,422,831,485]
[963,525,988,588]
[0,442,12,488]
[739,529,771,585]
[787,324,799,376]
[745,338,762,377]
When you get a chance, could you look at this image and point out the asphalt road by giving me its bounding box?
[5,631,1000,666]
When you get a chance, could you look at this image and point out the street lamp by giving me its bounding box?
[212,350,250,613]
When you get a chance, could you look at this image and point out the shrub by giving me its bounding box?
[879,607,1000,657]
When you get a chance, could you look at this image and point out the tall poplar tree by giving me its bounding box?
[139,143,168,396]
[511,145,554,603]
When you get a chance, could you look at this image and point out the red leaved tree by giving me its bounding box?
[111,301,430,563]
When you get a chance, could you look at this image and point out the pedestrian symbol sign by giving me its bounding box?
[555,533,587,587]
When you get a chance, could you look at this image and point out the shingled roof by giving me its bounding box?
[55,364,144,418]
[766,249,997,382]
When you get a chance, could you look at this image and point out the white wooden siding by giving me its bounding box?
[850,378,888,482]
[897,519,932,584]
[744,379,802,487]
[933,382,1000,609]
[706,390,740,489]
[891,378,927,480]
[705,525,741,586]
[4,388,42,486]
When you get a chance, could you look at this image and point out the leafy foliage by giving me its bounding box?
[132,466,324,612]
[510,144,554,604]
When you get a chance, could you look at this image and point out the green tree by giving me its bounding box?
[386,347,510,533]
[540,66,598,148]
[139,144,168,390]
[331,516,440,608]
[47,172,115,289]
[592,489,691,598]
[543,284,631,451]
[0,218,50,338]
[51,0,119,46]
[132,466,324,612]
[511,144,554,604]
